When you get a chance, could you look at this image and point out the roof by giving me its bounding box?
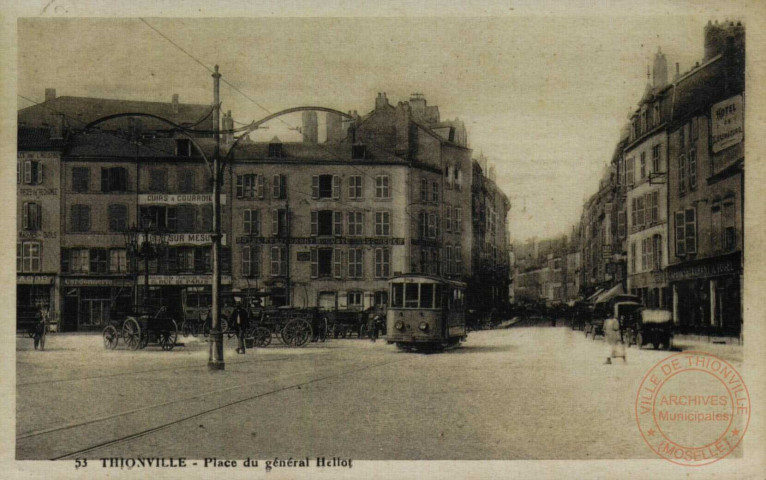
[18,127,66,150]
[18,95,214,132]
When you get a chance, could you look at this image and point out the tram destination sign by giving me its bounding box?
[236,236,405,246]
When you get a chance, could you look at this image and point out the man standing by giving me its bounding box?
[33,307,48,351]
[230,299,250,354]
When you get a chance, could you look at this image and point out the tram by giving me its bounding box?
[385,274,467,351]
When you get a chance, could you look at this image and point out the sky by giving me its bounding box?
[17,14,723,241]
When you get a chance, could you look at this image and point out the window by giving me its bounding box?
[678,154,687,194]
[374,291,388,308]
[630,241,636,273]
[193,247,211,273]
[375,211,390,236]
[419,211,428,239]
[90,248,108,274]
[653,234,662,271]
[374,248,390,278]
[313,174,340,199]
[243,209,260,235]
[617,210,626,238]
[685,208,697,254]
[420,179,428,202]
[653,103,660,125]
[176,205,196,233]
[723,202,736,251]
[174,247,193,273]
[108,204,128,232]
[454,207,462,233]
[652,145,661,173]
[348,248,363,278]
[109,249,127,273]
[348,176,363,199]
[70,204,91,232]
[272,174,286,199]
[22,202,41,231]
[375,175,390,199]
[312,247,334,278]
[176,139,192,157]
[445,245,452,275]
[18,241,41,272]
[347,211,363,236]
[688,149,697,190]
[268,142,283,158]
[72,167,90,192]
[711,205,722,251]
[640,238,650,272]
[347,291,363,308]
[626,158,635,187]
[271,209,288,237]
[455,245,462,274]
[178,170,195,193]
[101,167,128,192]
[636,196,645,228]
[618,158,625,187]
[420,248,430,274]
[640,152,646,179]
[431,248,440,275]
[351,144,366,159]
[149,169,168,193]
[313,210,341,236]
[455,168,462,190]
[675,211,686,256]
[651,191,659,224]
[391,283,403,308]
[22,160,44,185]
[236,174,258,199]
[241,245,261,277]
[445,206,452,233]
[641,110,648,132]
[432,182,439,202]
[139,206,177,231]
[268,246,285,276]
[428,213,436,239]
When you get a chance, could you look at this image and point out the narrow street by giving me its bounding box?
[16,325,742,460]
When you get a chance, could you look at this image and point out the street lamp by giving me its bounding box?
[123,216,168,305]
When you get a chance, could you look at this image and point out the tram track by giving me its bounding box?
[19,356,411,460]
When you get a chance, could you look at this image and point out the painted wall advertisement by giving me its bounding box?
[711,95,744,153]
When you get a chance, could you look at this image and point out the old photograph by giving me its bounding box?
[6,3,764,478]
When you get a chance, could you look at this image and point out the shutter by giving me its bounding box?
[236,175,243,198]
[243,210,250,233]
[24,161,32,184]
[272,175,280,198]
[280,175,287,199]
[675,212,686,256]
[17,162,20,184]
[258,175,265,199]
[101,168,109,192]
[348,177,355,198]
[254,210,261,236]
[36,163,43,184]
[310,248,318,278]
[334,211,342,236]
[90,248,99,273]
[311,176,319,199]
[332,175,340,199]
[36,203,42,231]
[272,209,278,237]
[22,203,29,230]
[652,191,659,223]
[311,211,318,236]
[359,212,364,236]
[333,248,343,278]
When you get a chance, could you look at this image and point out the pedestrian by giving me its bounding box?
[33,307,47,351]
[230,299,250,354]
[604,314,626,364]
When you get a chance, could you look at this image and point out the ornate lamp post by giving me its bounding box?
[123,216,168,305]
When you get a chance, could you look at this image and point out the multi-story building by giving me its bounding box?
[580,166,617,298]
[623,49,672,308]
[16,91,511,330]
[666,21,744,336]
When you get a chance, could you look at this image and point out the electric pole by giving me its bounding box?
[208,65,225,370]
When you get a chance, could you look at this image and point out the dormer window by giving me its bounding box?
[268,142,283,158]
[176,138,192,157]
[352,144,366,160]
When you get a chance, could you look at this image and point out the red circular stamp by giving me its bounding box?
[635,351,750,466]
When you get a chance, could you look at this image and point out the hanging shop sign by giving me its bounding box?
[139,194,227,205]
[712,95,744,153]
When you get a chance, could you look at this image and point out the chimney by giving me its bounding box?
[409,93,426,119]
[375,92,389,110]
[171,93,179,114]
[325,111,343,143]
[652,47,668,88]
[301,110,318,144]
[45,88,56,102]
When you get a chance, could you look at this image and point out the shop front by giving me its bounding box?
[17,274,57,330]
[628,270,669,309]
[138,275,233,325]
[60,277,133,332]
[668,252,742,336]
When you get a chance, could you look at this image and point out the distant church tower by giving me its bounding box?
[302,110,318,144]
[652,47,668,88]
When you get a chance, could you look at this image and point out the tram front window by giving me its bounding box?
[391,283,404,308]
[405,284,419,308]
[420,284,434,308]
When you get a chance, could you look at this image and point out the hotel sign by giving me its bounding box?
[138,275,233,286]
[711,95,744,153]
[667,257,739,282]
[236,236,405,246]
[139,194,227,205]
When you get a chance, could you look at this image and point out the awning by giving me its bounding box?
[593,284,624,305]
[586,288,605,302]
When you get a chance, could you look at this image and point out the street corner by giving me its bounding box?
[634,351,750,466]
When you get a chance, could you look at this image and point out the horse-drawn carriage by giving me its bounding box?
[102,304,179,351]
[249,306,318,348]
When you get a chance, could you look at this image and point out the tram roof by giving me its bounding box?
[388,274,467,288]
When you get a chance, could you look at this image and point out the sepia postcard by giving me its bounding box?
[1,1,765,479]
